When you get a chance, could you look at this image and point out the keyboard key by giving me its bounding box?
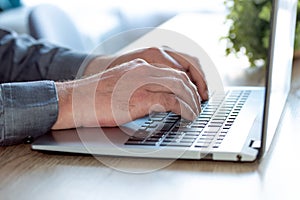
[218,133,227,137]
[160,122,175,131]
[142,141,157,146]
[226,120,234,123]
[221,129,229,133]
[160,142,192,147]
[211,119,225,124]
[168,113,180,117]
[179,138,196,143]
[125,141,142,145]
[213,116,227,120]
[151,132,165,138]
[163,138,178,143]
[196,117,210,121]
[202,111,215,115]
[182,135,198,140]
[146,137,161,142]
[164,119,177,123]
[184,132,201,136]
[133,130,150,139]
[150,117,165,121]
[192,121,207,125]
[147,123,159,128]
[196,141,211,145]
[204,126,220,133]
[199,114,213,118]
[168,132,184,137]
[208,124,222,128]
[166,116,180,120]
[197,135,214,140]
[127,137,144,142]
[190,125,206,128]
[194,145,209,148]
[164,136,180,141]
[177,128,203,133]
[202,133,217,136]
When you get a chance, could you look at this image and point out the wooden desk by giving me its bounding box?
[1,14,300,200]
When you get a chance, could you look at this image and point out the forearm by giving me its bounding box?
[0,81,58,146]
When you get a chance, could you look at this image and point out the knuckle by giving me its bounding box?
[131,59,149,70]
[191,55,199,62]
[131,60,155,76]
[176,70,189,79]
[172,77,186,91]
[132,58,147,65]
[145,47,161,55]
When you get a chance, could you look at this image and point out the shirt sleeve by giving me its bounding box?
[0,28,91,146]
[0,80,58,146]
[0,28,88,82]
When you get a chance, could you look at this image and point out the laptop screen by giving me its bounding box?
[261,0,298,157]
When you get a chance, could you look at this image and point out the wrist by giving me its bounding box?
[83,55,114,76]
[52,82,74,130]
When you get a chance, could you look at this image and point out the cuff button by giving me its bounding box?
[23,136,34,144]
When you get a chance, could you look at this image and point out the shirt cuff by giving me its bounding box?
[0,81,58,146]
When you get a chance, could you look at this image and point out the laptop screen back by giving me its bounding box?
[261,0,298,157]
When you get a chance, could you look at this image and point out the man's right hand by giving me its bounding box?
[84,47,208,101]
[52,58,201,130]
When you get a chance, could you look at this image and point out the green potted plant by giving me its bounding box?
[224,0,300,67]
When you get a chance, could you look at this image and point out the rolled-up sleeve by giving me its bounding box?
[0,81,58,146]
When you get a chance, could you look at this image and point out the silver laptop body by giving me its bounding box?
[32,0,298,162]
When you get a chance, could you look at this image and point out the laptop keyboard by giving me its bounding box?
[125,90,251,149]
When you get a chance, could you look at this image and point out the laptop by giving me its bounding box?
[32,0,298,162]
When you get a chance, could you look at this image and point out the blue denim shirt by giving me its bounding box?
[0,28,87,145]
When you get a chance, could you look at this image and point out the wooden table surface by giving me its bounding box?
[1,13,300,200]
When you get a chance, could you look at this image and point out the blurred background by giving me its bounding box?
[0,0,226,53]
[3,0,294,73]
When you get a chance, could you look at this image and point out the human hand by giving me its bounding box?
[84,47,208,101]
[52,58,201,129]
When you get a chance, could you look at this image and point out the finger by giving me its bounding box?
[144,77,200,115]
[168,52,208,100]
[162,48,209,100]
[169,52,208,100]
[144,68,201,113]
[174,70,202,112]
[146,92,197,121]
[150,68,201,112]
